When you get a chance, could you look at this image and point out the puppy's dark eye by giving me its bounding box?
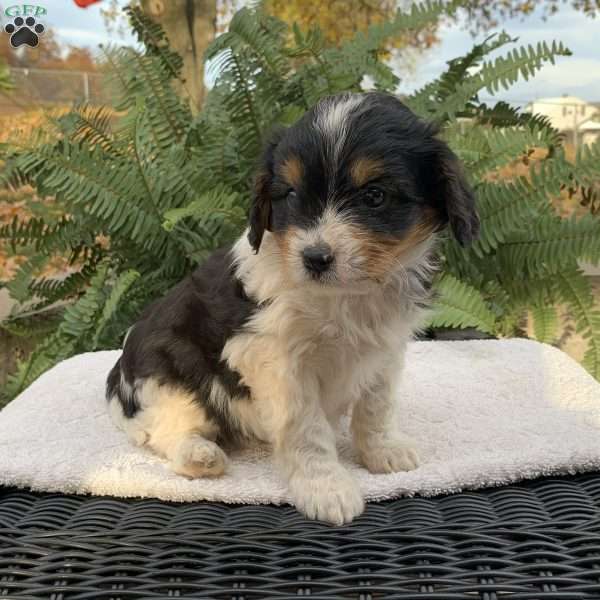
[362,186,386,209]
[286,189,297,202]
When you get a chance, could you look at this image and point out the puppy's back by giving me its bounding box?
[106,245,257,434]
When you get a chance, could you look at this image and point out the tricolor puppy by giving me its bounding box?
[107,92,479,524]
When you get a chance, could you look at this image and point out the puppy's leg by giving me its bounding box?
[109,377,228,478]
[224,334,363,524]
[351,372,419,474]
[270,375,364,525]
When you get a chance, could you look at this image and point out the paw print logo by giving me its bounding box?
[4,16,45,48]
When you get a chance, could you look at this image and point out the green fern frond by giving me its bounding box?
[104,48,189,146]
[206,7,288,80]
[28,263,99,305]
[162,185,243,230]
[0,309,62,339]
[92,269,140,348]
[469,177,548,256]
[0,216,47,251]
[3,264,111,399]
[125,5,184,81]
[478,41,570,93]
[127,54,189,144]
[56,104,120,156]
[408,32,514,116]
[474,100,562,146]
[101,46,141,110]
[528,143,600,196]
[12,143,174,258]
[6,255,49,303]
[2,332,73,403]
[530,305,559,344]
[499,214,600,274]
[428,274,497,334]
[555,270,600,378]
[447,123,553,179]
[412,40,571,121]
[389,0,456,35]
[331,1,452,91]
[571,141,600,186]
[59,263,110,339]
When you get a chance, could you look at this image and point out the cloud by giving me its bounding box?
[54,27,114,48]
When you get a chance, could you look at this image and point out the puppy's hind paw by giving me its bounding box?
[359,435,420,474]
[171,434,228,479]
[290,469,364,525]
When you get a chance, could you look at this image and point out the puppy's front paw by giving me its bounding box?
[358,435,420,474]
[290,469,364,525]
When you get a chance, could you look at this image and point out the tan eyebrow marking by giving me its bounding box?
[348,208,441,281]
[350,157,385,187]
[280,156,304,189]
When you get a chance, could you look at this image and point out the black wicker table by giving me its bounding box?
[2,473,600,599]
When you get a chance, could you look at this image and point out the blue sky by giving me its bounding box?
[397,4,600,104]
[0,0,137,48]
[2,1,599,106]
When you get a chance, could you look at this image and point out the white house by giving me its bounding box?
[525,96,600,147]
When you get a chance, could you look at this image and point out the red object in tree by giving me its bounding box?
[73,0,102,7]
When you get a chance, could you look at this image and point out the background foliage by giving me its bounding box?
[1,1,600,403]
[0,60,12,92]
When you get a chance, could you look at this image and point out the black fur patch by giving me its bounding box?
[106,246,258,438]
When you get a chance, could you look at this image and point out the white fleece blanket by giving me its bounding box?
[1,339,600,505]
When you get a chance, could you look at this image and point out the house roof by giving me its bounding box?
[580,121,600,131]
[530,95,589,106]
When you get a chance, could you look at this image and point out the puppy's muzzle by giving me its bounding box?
[302,243,334,274]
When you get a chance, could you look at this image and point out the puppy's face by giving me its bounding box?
[249,92,479,291]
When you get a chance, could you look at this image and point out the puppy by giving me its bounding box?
[106,92,479,524]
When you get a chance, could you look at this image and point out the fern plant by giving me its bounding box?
[1,2,599,403]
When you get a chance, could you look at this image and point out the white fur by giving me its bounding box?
[209,378,267,441]
[314,93,364,195]
[108,378,226,478]
[222,218,435,523]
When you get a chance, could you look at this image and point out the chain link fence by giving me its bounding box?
[0,67,109,112]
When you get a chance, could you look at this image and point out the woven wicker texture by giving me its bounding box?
[2,473,600,598]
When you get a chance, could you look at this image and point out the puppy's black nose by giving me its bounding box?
[302,243,334,274]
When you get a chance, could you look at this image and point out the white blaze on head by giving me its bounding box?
[314,94,364,192]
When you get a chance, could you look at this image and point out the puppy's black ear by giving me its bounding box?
[248,170,272,254]
[430,140,480,247]
[248,129,284,253]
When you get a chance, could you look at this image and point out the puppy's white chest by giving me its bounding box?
[312,322,400,422]
[318,339,385,393]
